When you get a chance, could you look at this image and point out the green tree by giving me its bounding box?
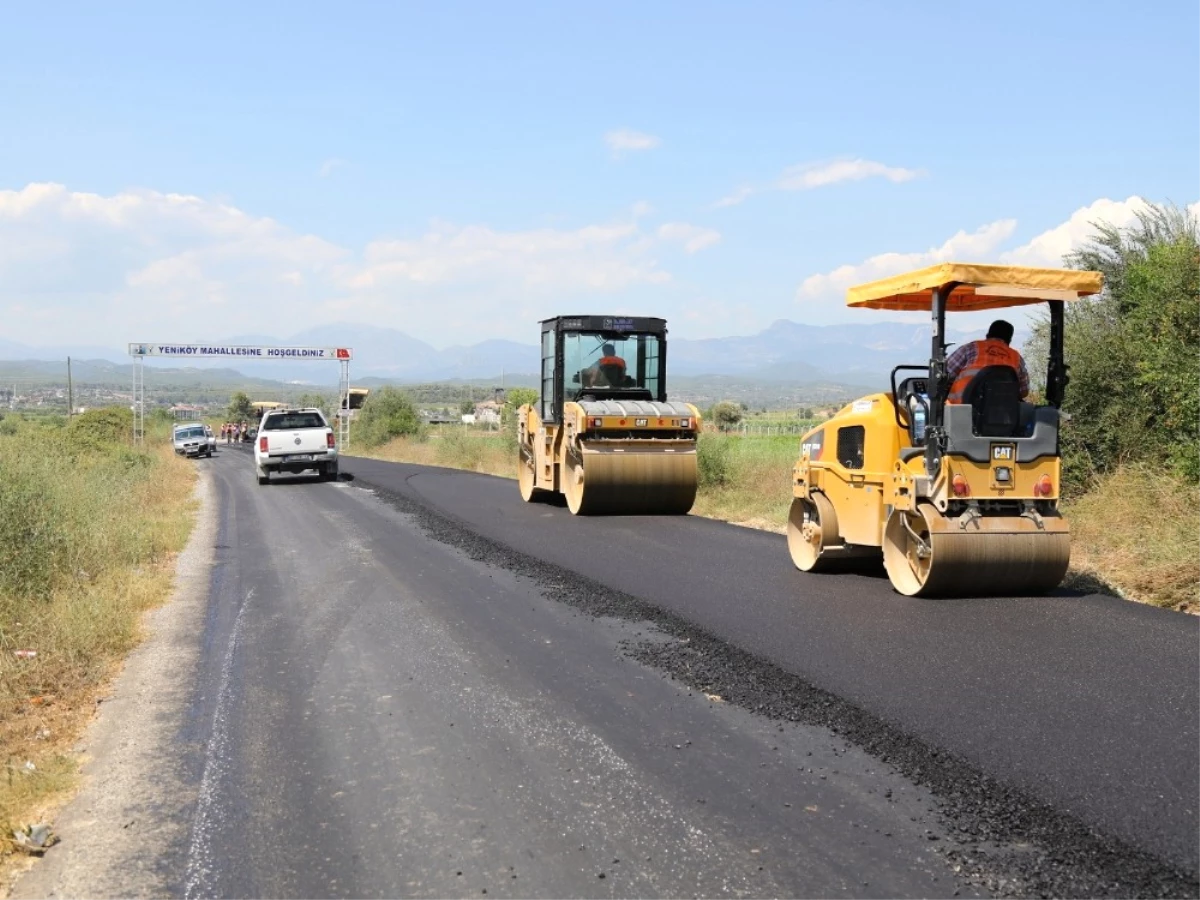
[710,401,743,429]
[459,399,476,416]
[297,392,335,420]
[499,387,539,445]
[356,387,424,448]
[504,387,539,411]
[227,391,254,422]
[1027,201,1199,486]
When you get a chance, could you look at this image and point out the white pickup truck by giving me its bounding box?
[254,407,338,485]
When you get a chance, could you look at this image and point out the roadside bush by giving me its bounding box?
[435,427,489,471]
[697,432,734,487]
[709,401,744,429]
[0,451,67,601]
[1028,201,1199,491]
[67,406,133,445]
[355,386,425,448]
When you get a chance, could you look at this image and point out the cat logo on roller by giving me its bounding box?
[788,262,1104,597]
[515,315,702,515]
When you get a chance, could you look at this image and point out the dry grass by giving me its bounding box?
[1062,467,1199,612]
[0,416,196,863]
[367,428,513,477]
[690,433,794,532]
[360,428,799,529]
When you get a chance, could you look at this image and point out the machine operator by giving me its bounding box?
[946,319,1030,404]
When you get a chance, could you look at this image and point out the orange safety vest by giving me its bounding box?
[599,355,626,370]
[948,340,1023,404]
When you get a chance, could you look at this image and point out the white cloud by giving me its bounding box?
[351,220,666,291]
[779,158,923,191]
[0,182,719,347]
[318,158,346,178]
[714,157,924,208]
[604,128,661,158]
[998,196,1151,266]
[792,194,1200,334]
[656,222,721,254]
[798,219,1018,301]
[713,186,755,209]
[999,196,1200,268]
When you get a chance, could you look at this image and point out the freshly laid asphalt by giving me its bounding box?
[340,456,1199,884]
[180,451,986,898]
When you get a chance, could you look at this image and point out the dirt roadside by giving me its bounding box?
[4,472,216,899]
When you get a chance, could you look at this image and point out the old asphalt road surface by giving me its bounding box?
[17,449,1198,899]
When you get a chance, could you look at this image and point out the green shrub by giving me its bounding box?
[67,406,134,445]
[355,386,425,448]
[697,432,734,487]
[0,458,67,601]
[435,427,485,470]
[1028,201,1199,490]
[709,401,743,429]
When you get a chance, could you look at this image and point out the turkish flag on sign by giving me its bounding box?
[336,348,351,359]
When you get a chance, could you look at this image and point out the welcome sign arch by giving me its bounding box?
[128,343,354,448]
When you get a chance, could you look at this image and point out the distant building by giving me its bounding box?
[474,399,502,425]
[170,404,204,420]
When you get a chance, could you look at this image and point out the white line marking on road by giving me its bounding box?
[183,588,253,899]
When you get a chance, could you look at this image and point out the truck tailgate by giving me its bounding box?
[264,430,330,456]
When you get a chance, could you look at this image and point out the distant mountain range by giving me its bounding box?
[0,318,1022,388]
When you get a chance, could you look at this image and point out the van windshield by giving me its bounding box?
[263,412,326,431]
[176,426,205,439]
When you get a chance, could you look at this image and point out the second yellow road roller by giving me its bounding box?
[517,315,701,514]
[788,262,1104,597]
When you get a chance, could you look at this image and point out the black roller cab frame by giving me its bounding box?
[538,315,669,423]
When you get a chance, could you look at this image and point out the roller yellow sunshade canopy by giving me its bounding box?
[845,263,1104,312]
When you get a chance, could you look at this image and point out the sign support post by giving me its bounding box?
[337,358,351,450]
[132,354,146,444]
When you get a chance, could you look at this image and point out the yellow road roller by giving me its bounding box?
[789,263,1104,597]
[517,315,702,514]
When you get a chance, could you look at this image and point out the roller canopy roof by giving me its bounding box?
[846,263,1104,312]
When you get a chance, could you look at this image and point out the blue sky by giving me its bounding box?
[1,0,1196,349]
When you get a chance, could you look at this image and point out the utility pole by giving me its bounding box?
[67,357,73,418]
